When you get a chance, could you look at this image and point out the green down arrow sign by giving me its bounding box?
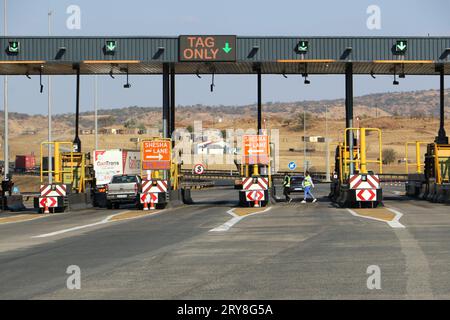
[106,41,117,52]
[395,40,407,54]
[8,41,19,53]
[297,40,309,53]
[222,42,232,53]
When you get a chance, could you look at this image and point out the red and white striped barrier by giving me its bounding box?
[349,174,380,190]
[242,177,269,191]
[141,180,168,193]
[40,184,67,197]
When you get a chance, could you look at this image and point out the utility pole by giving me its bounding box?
[3,0,9,181]
[48,10,53,183]
[94,75,98,150]
[303,107,307,172]
[325,105,330,182]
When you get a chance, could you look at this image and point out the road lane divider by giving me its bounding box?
[0,213,52,225]
[209,207,272,232]
[32,210,163,238]
[347,207,405,228]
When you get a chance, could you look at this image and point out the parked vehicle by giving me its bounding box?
[289,175,305,193]
[106,174,142,209]
[93,149,140,207]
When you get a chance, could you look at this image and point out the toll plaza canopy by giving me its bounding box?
[0,35,449,75]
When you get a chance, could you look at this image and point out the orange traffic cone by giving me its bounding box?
[43,198,50,214]
[254,200,260,208]
[143,200,149,211]
[150,200,155,210]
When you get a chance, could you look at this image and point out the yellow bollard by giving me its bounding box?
[416,141,422,174]
[360,128,367,174]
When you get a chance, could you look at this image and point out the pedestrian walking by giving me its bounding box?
[301,171,317,203]
[283,173,292,203]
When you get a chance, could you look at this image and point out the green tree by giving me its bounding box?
[383,148,397,165]
[296,112,312,130]
[124,118,137,129]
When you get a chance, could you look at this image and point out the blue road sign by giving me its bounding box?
[288,161,296,170]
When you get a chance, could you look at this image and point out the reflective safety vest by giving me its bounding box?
[283,176,291,187]
[303,175,313,187]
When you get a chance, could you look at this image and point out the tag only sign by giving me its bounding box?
[179,35,237,62]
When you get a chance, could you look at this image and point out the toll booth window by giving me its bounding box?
[439,156,450,182]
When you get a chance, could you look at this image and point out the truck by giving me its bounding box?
[15,154,36,173]
[93,149,141,207]
[106,174,142,209]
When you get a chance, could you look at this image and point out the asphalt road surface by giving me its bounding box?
[0,184,449,299]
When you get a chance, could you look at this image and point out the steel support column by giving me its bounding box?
[257,68,262,133]
[73,65,81,152]
[170,65,176,139]
[436,65,448,144]
[345,63,354,174]
[162,63,170,139]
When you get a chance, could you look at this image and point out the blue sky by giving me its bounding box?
[1,0,450,115]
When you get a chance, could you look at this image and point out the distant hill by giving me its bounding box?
[1,88,449,137]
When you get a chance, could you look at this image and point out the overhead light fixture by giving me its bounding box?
[39,65,44,93]
[393,74,399,85]
[210,72,215,92]
[399,64,406,78]
[302,73,310,85]
[393,66,399,85]
[196,70,201,79]
[25,72,31,79]
[123,68,131,88]
[370,70,376,79]
[282,72,288,78]
[439,48,450,60]
[109,69,115,79]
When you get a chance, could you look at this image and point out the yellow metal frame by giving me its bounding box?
[343,128,383,178]
[434,144,450,184]
[405,141,427,174]
[40,141,75,184]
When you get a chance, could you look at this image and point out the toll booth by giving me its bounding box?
[404,141,427,197]
[407,142,450,203]
[238,134,271,207]
[139,138,182,210]
[329,128,383,208]
[34,142,94,213]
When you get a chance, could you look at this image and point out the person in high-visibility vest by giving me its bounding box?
[301,171,317,203]
[283,173,292,203]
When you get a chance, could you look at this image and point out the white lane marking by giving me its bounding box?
[346,207,405,229]
[385,207,405,228]
[31,210,163,239]
[209,207,272,232]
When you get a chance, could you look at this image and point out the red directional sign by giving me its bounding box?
[246,190,265,201]
[356,189,376,201]
[39,197,57,208]
[242,135,269,165]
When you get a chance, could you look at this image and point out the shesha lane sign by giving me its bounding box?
[179,35,237,62]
